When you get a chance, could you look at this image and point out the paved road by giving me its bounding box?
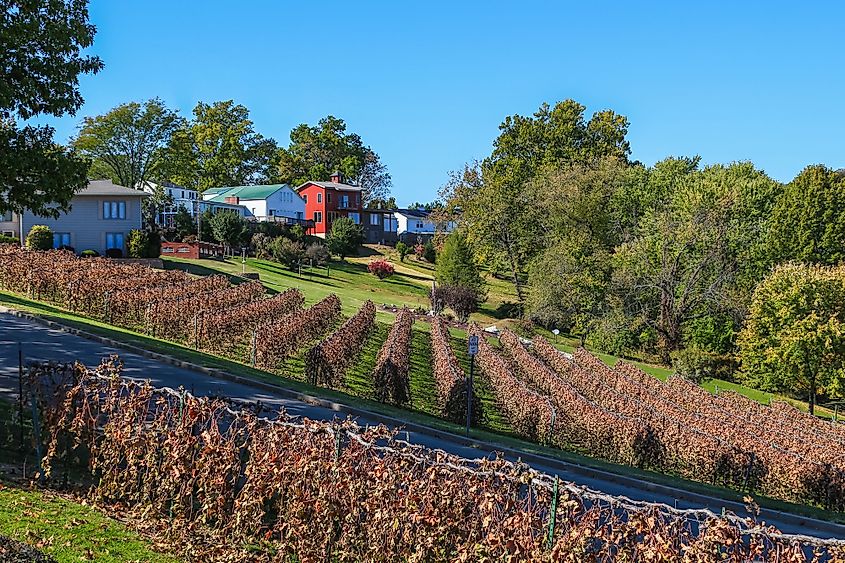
[2,312,844,540]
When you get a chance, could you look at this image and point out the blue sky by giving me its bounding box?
[39,1,843,205]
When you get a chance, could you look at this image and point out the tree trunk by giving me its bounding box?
[505,242,524,303]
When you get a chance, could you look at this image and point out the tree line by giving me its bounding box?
[438,100,845,412]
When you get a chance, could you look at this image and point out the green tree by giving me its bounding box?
[435,231,483,294]
[366,196,397,210]
[769,165,845,265]
[442,100,630,302]
[612,160,779,363]
[171,205,195,240]
[25,225,53,250]
[738,263,845,415]
[0,0,103,218]
[395,241,409,262]
[326,217,363,259]
[164,100,278,191]
[72,98,183,191]
[276,115,391,204]
[209,211,248,248]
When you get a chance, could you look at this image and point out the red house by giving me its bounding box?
[295,172,364,237]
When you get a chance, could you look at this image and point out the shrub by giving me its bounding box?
[438,284,478,322]
[0,235,19,245]
[396,241,409,262]
[368,259,395,279]
[290,223,305,241]
[269,237,305,269]
[670,347,738,384]
[25,225,53,250]
[251,233,272,259]
[435,231,483,294]
[414,243,425,259]
[305,242,330,265]
[512,318,536,338]
[80,249,99,258]
[127,230,149,258]
[105,248,124,259]
[57,245,75,253]
[422,241,436,263]
[326,217,363,259]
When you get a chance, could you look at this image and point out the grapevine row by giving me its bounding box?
[372,307,414,405]
[305,300,376,388]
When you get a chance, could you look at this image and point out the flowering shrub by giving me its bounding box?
[367,259,395,279]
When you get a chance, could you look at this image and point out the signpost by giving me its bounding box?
[466,334,479,435]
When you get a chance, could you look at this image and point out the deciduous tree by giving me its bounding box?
[0,0,103,217]
[738,263,845,414]
[326,217,363,259]
[165,100,277,191]
[276,115,391,204]
[72,98,183,191]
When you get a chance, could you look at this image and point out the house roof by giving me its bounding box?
[295,181,363,193]
[395,208,430,218]
[79,180,149,197]
[204,184,293,202]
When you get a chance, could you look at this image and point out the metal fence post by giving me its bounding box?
[17,342,24,451]
[546,476,559,549]
[251,329,257,367]
[29,374,44,485]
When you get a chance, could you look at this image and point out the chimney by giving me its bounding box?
[330,171,343,184]
[225,196,239,204]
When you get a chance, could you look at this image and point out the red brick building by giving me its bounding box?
[295,172,364,237]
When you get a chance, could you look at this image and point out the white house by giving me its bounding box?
[202,184,306,224]
[393,208,454,243]
[139,181,248,227]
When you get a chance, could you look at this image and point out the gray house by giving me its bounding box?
[11,180,148,256]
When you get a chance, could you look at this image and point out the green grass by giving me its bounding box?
[0,484,179,562]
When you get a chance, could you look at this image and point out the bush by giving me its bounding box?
[512,318,536,338]
[396,241,409,262]
[127,230,149,258]
[0,234,19,245]
[422,240,436,263]
[269,237,305,269]
[436,284,478,322]
[251,233,272,259]
[368,259,395,279]
[414,243,425,259]
[25,225,53,250]
[105,248,124,259]
[671,347,738,384]
[290,223,305,241]
[326,217,363,259]
[80,249,99,258]
[57,245,75,253]
[305,242,329,265]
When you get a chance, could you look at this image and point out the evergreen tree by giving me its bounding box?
[435,232,484,295]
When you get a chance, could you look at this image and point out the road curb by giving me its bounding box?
[3,305,844,538]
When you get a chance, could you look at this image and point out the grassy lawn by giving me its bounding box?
[0,485,180,563]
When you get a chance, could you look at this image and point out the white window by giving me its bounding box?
[317,193,322,203]
[339,194,349,208]
[181,190,185,198]
[303,194,308,204]
[2,230,15,238]
[384,217,394,232]
[314,211,322,223]
[416,221,424,229]
[348,212,360,224]
[52,233,71,248]
[103,201,126,219]
[106,232,124,250]
[370,213,380,225]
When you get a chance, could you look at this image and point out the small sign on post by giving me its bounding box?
[468,334,479,356]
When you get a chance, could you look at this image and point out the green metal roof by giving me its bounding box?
[204,184,291,202]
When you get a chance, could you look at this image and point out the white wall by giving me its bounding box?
[243,186,305,220]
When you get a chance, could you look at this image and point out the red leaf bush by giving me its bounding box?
[367,259,395,279]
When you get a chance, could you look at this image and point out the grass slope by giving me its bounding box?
[0,486,180,563]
